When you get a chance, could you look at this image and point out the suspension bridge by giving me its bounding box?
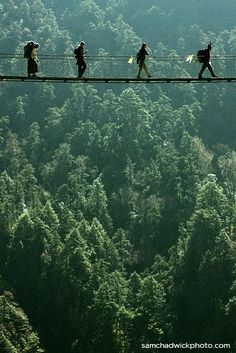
[0,53,236,83]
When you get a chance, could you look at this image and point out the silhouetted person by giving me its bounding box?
[24,41,39,78]
[136,43,151,78]
[198,42,217,79]
[74,41,87,78]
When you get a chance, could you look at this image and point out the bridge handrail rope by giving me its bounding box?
[0,52,236,61]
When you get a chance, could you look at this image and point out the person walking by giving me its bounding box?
[197,42,217,79]
[74,41,87,78]
[136,43,151,78]
[24,41,39,77]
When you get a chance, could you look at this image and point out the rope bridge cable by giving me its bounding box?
[0,53,236,81]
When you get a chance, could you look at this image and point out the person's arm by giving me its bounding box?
[31,48,37,59]
[207,42,212,51]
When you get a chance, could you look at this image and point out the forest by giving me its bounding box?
[0,0,236,352]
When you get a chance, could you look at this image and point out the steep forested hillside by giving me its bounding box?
[0,1,236,352]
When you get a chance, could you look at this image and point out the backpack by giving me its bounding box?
[24,42,34,58]
[197,49,206,63]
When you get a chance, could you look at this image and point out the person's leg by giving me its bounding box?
[81,59,86,77]
[32,59,38,76]
[27,59,30,76]
[207,62,217,77]
[198,62,207,79]
[143,62,151,77]
[137,62,143,78]
[27,58,34,76]
[77,60,82,77]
